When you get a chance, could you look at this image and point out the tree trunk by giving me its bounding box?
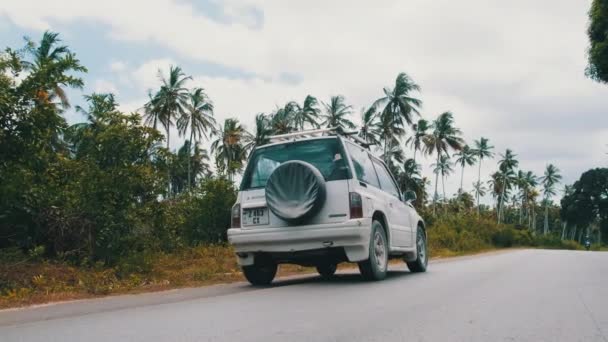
[543,203,549,235]
[476,160,482,216]
[561,221,567,240]
[433,153,440,216]
[442,175,446,214]
[498,175,506,224]
[166,127,171,197]
[187,130,193,191]
[460,164,464,192]
[413,147,418,163]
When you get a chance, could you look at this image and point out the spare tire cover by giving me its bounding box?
[265,160,327,223]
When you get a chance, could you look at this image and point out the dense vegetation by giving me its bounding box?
[587,0,608,83]
[1,31,605,306]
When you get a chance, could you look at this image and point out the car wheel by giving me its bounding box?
[316,263,337,278]
[406,226,428,273]
[242,255,277,286]
[358,220,388,281]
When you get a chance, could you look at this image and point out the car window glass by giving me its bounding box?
[345,142,380,187]
[373,160,400,199]
[242,138,349,190]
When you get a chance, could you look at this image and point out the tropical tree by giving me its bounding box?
[250,113,273,148]
[66,93,118,154]
[144,65,191,194]
[472,137,494,214]
[22,31,87,109]
[432,155,454,203]
[541,164,562,234]
[372,73,422,160]
[497,149,519,223]
[321,95,355,130]
[270,102,297,134]
[454,145,477,192]
[359,105,381,145]
[423,111,464,214]
[293,95,320,130]
[406,119,429,162]
[472,181,487,212]
[177,87,215,190]
[395,159,427,209]
[211,118,251,182]
[586,0,608,83]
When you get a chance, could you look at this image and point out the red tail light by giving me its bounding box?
[231,203,241,228]
[349,192,363,219]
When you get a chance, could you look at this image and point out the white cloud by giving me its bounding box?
[109,60,127,72]
[93,79,119,94]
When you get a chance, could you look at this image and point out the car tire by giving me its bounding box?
[358,220,388,281]
[242,255,277,286]
[406,226,428,273]
[316,263,337,278]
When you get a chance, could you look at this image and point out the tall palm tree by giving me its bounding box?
[293,95,320,130]
[497,149,519,223]
[144,65,191,195]
[211,118,251,182]
[359,105,381,145]
[23,31,87,109]
[472,137,494,214]
[177,87,216,190]
[541,164,562,234]
[454,145,477,192]
[373,73,422,160]
[423,112,464,214]
[406,119,429,162]
[522,171,538,229]
[321,95,355,130]
[432,155,454,203]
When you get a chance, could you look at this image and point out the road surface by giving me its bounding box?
[1,249,607,342]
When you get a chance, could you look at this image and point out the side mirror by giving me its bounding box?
[403,190,417,203]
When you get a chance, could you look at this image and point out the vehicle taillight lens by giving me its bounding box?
[349,192,363,219]
[231,203,241,228]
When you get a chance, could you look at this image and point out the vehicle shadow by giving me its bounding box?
[270,269,413,288]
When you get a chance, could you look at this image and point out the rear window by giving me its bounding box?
[241,138,350,190]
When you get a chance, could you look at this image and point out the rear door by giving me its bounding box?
[372,159,413,247]
[239,137,351,229]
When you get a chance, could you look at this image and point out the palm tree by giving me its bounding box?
[23,31,87,109]
[66,93,118,154]
[541,164,562,234]
[321,95,355,130]
[381,139,405,170]
[497,149,519,223]
[177,87,215,190]
[251,113,272,148]
[423,112,464,214]
[293,95,320,130]
[373,73,422,160]
[144,65,191,195]
[454,145,477,192]
[521,171,538,229]
[432,155,454,203]
[406,119,429,162]
[359,105,381,145]
[270,102,297,134]
[211,118,251,182]
[472,181,487,212]
[472,137,494,214]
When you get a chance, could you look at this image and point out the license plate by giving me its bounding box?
[242,207,269,226]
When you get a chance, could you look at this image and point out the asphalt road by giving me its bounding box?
[1,249,607,342]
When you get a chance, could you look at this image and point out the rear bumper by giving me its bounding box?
[227,218,371,265]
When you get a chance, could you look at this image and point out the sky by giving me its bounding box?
[1,0,607,204]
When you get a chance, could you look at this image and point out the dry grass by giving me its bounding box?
[0,245,316,309]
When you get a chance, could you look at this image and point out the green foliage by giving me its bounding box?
[587,0,608,83]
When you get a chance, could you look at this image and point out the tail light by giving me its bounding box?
[231,203,241,228]
[349,192,363,219]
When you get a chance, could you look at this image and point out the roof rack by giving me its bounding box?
[267,127,374,148]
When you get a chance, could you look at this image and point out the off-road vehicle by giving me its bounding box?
[227,128,427,285]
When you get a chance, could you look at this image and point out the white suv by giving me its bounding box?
[227,129,427,285]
